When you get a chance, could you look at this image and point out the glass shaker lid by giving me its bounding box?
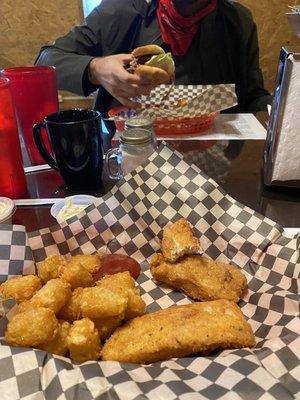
[120,128,152,145]
[125,116,153,129]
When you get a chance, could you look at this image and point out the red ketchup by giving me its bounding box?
[93,254,141,282]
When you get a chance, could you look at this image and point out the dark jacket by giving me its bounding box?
[35,0,272,115]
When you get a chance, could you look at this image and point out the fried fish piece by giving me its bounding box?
[150,254,247,302]
[39,320,71,356]
[37,255,66,284]
[102,300,255,364]
[18,278,71,314]
[5,307,59,347]
[161,218,202,261]
[0,275,42,303]
[96,272,145,320]
[67,318,102,362]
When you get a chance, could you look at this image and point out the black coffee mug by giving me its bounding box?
[33,109,103,189]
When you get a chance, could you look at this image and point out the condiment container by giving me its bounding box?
[0,197,16,224]
[50,195,98,223]
[105,128,156,179]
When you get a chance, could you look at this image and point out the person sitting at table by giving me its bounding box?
[35,0,272,120]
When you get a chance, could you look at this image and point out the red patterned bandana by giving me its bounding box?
[157,0,217,56]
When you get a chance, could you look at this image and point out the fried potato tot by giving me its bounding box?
[70,254,102,274]
[39,320,71,356]
[150,254,247,302]
[37,255,66,284]
[80,286,127,319]
[5,307,59,347]
[60,258,94,290]
[96,272,145,320]
[18,278,71,314]
[93,316,123,340]
[0,275,41,303]
[102,300,255,364]
[58,287,84,322]
[67,318,102,362]
[161,218,202,261]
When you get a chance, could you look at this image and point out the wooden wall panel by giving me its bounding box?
[0,0,81,68]
[0,0,299,92]
[239,0,299,92]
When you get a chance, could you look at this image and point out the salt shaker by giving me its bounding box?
[105,128,156,179]
[125,116,157,147]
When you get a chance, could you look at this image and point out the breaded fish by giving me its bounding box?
[161,218,202,261]
[150,254,247,302]
[102,300,255,364]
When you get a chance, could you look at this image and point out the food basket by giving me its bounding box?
[108,83,237,136]
[154,112,219,135]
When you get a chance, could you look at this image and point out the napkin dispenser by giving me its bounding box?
[264,47,300,187]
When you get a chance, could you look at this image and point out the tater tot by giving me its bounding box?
[96,272,145,320]
[80,286,127,319]
[92,316,123,340]
[37,255,66,284]
[60,259,94,290]
[39,320,71,356]
[21,279,71,314]
[0,275,42,303]
[67,318,102,362]
[5,307,59,347]
[70,254,102,274]
[58,287,84,322]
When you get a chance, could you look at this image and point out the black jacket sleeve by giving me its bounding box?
[244,19,273,111]
[35,7,103,96]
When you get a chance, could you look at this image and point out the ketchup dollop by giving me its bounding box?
[93,254,141,282]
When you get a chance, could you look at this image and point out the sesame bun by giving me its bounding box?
[132,45,165,58]
[135,65,171,85]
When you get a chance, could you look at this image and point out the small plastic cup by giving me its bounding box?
[50,195,98,224]
[0,197,16,224]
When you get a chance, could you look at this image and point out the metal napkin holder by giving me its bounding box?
[264,47,300,188]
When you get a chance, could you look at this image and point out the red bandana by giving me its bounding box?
[157,0,217,56]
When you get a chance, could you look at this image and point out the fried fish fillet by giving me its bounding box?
[161,218,202,261]
[150,254,247,302]
[102,300,255,364]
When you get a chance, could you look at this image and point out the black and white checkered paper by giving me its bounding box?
[114,84,237,121]
[0,143,299,400]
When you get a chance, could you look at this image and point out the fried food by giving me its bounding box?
[96,272,145,320]
[161,218,202,261]
[93,316,123,340]
[67,318,102,362]
[37,255,66,284]
[80,286,127,319]
[39,320,71,356]
[150,254,247,302]
[70,254,102,274]
[58,287,84,322]
[5,307,59,347]
[0,275,42,303]
[60,258,94,290]
[18,278,71,314]
[102,300,255,364]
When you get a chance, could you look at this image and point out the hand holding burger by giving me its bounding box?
[87,46,174,108]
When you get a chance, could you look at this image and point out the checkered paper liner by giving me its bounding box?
[0,143,300,400]
[113,84,237,120]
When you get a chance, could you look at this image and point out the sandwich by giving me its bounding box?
[128,45,175,85]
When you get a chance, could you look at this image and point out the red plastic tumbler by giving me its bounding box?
[0,78,27,198]
[1,66,59,165]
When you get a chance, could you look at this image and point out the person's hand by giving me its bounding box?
[88,54,156,108]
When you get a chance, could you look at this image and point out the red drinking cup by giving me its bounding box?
[0,78,27,199]
[1,66,59,165]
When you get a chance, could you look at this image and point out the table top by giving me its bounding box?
[13,113,300,231]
